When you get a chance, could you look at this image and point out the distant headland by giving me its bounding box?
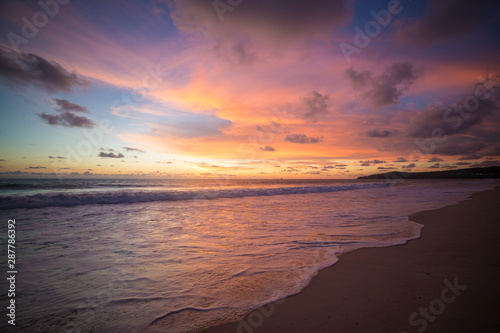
[357,166,500,179]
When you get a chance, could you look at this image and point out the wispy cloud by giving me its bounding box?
[123,147,145,153]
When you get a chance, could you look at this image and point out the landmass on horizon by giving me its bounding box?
[358,166,500,179]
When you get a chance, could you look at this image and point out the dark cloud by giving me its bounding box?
[402,163,416,169]
[471,160,500,168]
[38,98,94,128]
[346,62,419,107]
[259,146,276,152]
[365,129,393,138]
[123,147,145,153]
[0,48,88,92]
[428,157,444,162]
[441,164,457,169]
[433,139,486,157]
[428,163,441,169]
[458,153,483,160]
[455,162,471,166]
[302,91,330,120]
[407,99,497,138]
[169,0,352,43]
[48,156,66,159]
[38,112,95,128]
[378,167,397,170]
[285,133,322,144]
[27,166,46,169]
[99,152,125,158]
[0,159,5,162]
[54,99,89,113]
[394,157,407,163]
[359,160,386,166]
[397,0,500,45]
[0,171,23,175]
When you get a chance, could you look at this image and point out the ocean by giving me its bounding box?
[0,178,498,332]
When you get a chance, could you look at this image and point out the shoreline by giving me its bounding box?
[199,186,500,332]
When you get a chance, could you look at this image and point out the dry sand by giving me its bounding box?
[201,186,500,333]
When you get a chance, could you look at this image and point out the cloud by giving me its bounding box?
[458,153,483,160]
[285,133,322,144]
[123,147,145,153]
[471,160,500,168]
[455,162,471,166]
[365,129,393,138]
[99,152,125,158]
[54,99,89,113]
[38,112,95,128]
[428,157,444,162]
[359,160,386,166]
[441,164,457,169]
[27,166,47,169]
[428,163,441,169]
[346,62,419,107]
[397,0,500,45]
[259,146,275,152]
[407,99,497,138]
[168,0,352,44]
[48,156,66,159]
[38,98,94,128]
[302,90,330,120]
[0,48,88,92]
[433,139,486,157]
[402,163,416,169]
[394,157,407,163]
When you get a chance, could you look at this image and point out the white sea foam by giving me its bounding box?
[0,182,388,210]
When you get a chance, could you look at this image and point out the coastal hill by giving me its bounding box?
[357,166,500,179]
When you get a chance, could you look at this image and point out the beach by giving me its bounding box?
[1,179,498,332]
[202,186,500,333]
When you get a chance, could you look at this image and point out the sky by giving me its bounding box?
[0,0,499,179]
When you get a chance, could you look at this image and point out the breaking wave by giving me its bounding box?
[0,182,388,210]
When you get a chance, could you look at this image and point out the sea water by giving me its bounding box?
[0,178,497,332]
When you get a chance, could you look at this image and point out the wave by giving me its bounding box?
[0,182,388,210]
[0,182,174,190]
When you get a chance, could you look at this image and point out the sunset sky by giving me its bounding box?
[0,0,499,178]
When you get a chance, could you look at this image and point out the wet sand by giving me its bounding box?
[201,186,500,332]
